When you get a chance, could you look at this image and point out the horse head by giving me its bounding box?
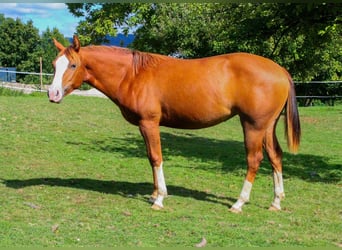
[48,35,86,103]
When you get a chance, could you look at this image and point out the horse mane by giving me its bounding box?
[132,50,165,76]
[71,45,165,76]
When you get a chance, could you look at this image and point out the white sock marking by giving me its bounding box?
[153,162,167,208]
[232,180,253,211]
[272,171,284,210]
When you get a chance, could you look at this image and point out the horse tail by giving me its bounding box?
[284,72,301,154]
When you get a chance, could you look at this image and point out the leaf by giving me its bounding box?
[51,224,59,234]
[195,237,207,248]
[23,202,41,210]
[122,211,132,216]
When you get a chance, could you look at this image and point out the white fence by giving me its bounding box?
[0,69,53,93]
[0,69,53,77]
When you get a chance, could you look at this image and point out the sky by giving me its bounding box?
[0,3,82,37]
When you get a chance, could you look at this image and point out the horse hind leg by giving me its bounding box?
[264,122,285,211]
[230,124,265,213]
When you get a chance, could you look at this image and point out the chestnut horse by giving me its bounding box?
[48,36,300,213]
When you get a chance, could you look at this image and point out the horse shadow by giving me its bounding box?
[82,131,341,183]
[81,131,246,172]
[2,131,340,206]
[2,177,236,208]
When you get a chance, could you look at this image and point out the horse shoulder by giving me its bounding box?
[117,73,163,125]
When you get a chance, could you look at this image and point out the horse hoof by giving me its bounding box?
[151,203,163,210]
[148,197,157,204]
[229,207,242,214]
[268,205,281,212]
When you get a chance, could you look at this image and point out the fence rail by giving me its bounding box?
[0,69,53,76]
[294,81,342,84]
[294,81,342,106]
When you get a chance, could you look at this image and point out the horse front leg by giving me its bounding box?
[139,120,167,210]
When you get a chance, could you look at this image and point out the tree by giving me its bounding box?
[0,15,37,68]
[0,14,70,84]
[67,3,133,45]
[23,27,70,85]
[0,15,41,82]
[39,27,70,74]
[67,3,342,81]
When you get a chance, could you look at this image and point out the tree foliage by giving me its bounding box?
[0,14,69,84]
[39,27,70,74]
[67,3,133,45]
[67,3,341,81]
[0,14,39,71]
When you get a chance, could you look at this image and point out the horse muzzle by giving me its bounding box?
[48,87,63,103]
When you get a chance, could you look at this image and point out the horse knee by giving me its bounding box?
[256,151,264,163]
[149,155,162,168]
[246,150,263,181]
[247,151,264,169]
[148,149,163,167]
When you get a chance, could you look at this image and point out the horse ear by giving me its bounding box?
[72,35,81,52]
[53,39,65,52]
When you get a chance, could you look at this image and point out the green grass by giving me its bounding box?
[0,93,341,247]
[0,87,25,97]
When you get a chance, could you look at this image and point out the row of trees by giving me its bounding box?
[1,3,341,94]
[0,14,69,84]
[67,3,341,82]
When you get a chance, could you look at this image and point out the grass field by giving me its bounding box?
[0,91,341,247]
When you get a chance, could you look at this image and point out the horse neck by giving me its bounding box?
[81,47,133,100]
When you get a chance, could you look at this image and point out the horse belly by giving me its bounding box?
[158,61,236,129]
[160,100,235,129]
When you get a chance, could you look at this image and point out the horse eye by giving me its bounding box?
[70,64,77,69]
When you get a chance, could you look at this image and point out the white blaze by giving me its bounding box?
[50,55,69,97]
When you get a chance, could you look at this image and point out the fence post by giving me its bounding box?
[40,57,43,91]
